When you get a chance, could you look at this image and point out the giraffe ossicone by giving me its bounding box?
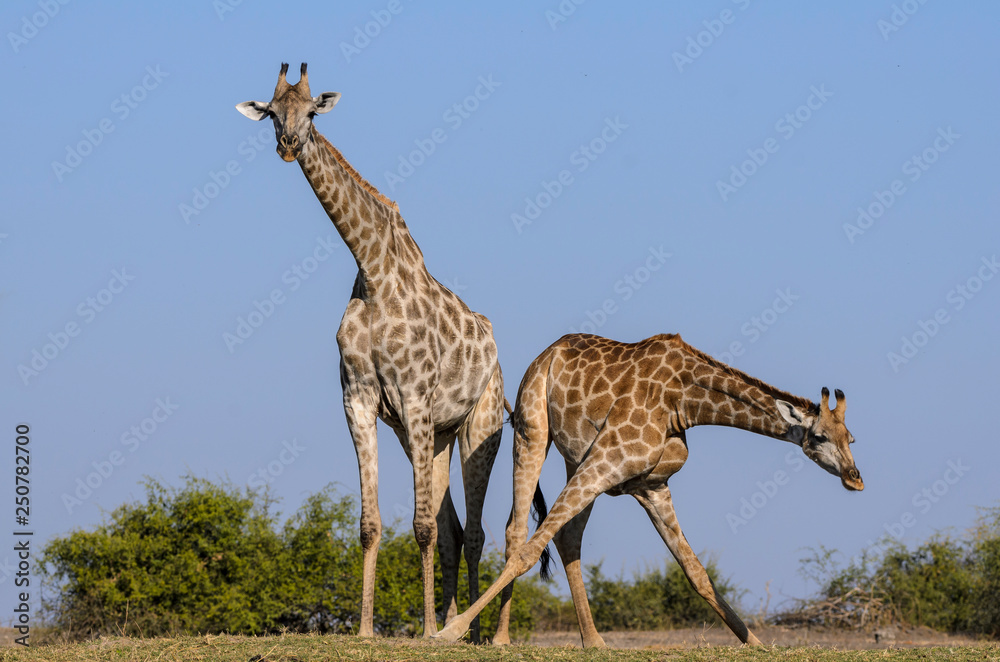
[435,332,863,647]
[238,63,509,641]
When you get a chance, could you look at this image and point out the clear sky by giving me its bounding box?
[2,1,998,624]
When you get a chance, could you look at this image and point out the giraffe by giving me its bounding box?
[435,332,864,647]
[237,63,507,640]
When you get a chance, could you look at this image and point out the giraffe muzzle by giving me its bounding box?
[841,466,864,491]
[277,134,301,162]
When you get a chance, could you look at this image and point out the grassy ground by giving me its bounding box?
[1,633,997,662]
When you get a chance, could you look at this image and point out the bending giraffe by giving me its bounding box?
[435,333,864,647]
[237,64,508,640]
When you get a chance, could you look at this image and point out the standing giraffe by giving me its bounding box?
[436,332,864,647]
[237,64,507,640]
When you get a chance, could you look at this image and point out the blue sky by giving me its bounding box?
[2,1,998,626]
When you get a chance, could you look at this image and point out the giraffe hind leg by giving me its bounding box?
[552,459,605,648]
[456,366,505,643]
[436,427,635,643]
[492,367,552,645]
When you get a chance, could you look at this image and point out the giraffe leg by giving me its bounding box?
[435,437,632,642]
[552,460,604,648]
[433,431,463,628]
[343,391,381,638]
[456,367,504,644]
[632,484,762,647]
[493,370,551,645]
[402,403,440,637]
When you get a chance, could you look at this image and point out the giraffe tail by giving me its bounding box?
[503,397,513,417]
[531,484,553,581]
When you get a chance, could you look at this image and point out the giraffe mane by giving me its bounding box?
[313,130,400,212]
[670,335,818,414]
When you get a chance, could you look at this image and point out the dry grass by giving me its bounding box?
[0,632,997,662]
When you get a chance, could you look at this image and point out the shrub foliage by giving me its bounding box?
[40,476,752,640]
[40,477,536,639]
[585,558,740,631]
[775,505,1000,637]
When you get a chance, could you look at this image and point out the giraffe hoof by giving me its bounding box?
[431,621,468,642]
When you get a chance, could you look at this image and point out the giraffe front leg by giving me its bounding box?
[344,393,381,638]
[432,431,463,628]
[404,404,440,637]
[633,484,762,647]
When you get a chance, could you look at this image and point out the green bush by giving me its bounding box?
[780,503,1000,638]
[969,506,1000,637]
[585,558,740,631]
[879,536,975,631]
[40,477,286,637]
[40,476,541,639]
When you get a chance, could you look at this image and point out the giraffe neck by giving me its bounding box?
[680,351,814,442]
[297,126,421,280]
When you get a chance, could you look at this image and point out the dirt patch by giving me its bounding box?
[527,625,984,650]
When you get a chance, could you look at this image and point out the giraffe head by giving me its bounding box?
[236,63,340,162]
[776,388,863,492]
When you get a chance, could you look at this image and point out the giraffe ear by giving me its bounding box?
[775,400,804,426]
[776,400,807,444]
[236,101,271,121]
[313,92,341,114]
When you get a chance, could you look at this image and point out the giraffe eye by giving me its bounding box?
[813,434,828,443]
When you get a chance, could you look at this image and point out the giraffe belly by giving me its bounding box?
[430,369,493,430]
